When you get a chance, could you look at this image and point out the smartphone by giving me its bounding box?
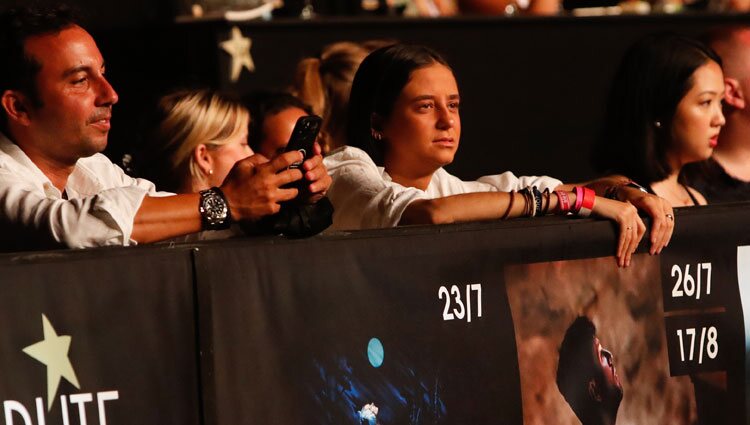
[285,115,322,171]
[283,115,322,195]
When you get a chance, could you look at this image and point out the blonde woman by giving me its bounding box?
[140,89,255,193]
[139,89,332,236]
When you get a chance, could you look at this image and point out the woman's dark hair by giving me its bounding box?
[346,44,450,165]
[594,33,722,185]
[242,90,313,153]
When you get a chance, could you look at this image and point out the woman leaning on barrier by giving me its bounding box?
[324,43,675,267]
[594,33,726,208]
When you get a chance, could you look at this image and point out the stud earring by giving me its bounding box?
[654,121,662,128]
[208,169,214,175]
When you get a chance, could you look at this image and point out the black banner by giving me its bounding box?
[194,234,522,425]
[0,248,201,425]
[0,203,749,425]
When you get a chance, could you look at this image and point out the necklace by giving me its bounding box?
[653,181,694,207]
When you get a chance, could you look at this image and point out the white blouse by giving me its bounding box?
[323,146,563,230]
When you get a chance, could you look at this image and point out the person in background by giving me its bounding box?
[137,89,332,237]
[594,33,725,207]
[458,0,560,15]
[684,27,750,202]
[243,90,314,159]
[409,0,459,16]
[292,40,391,153]
[325,44,675,267]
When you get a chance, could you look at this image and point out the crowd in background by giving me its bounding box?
[219,0,750,19]
[0,4,749,262]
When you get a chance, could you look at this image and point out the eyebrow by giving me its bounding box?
[62,62,106,78]
[410,94,460,102]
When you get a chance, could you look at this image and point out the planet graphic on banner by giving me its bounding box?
[367,338,384,368]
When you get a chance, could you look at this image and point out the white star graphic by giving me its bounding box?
[23,314,81,411]
[220,26,255,82]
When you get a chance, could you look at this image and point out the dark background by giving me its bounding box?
[5,1,750,182]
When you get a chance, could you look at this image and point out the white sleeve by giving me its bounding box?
[0,170,152,249]
[475,171,563,192]
[325,149,427,230]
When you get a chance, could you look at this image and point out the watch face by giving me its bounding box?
[205,197,227,220]
[202,191,228,224]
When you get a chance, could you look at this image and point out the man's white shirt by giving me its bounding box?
[0,132,170,250]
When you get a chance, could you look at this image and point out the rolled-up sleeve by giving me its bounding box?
[476,172,562,192]
[324,148,427,230]
[0,171,151,249]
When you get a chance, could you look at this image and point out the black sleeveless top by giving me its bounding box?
[647,184,700,206]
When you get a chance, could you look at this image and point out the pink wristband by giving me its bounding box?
[578,187,596,217]
[573,186,584,213]
[555,190,570,213]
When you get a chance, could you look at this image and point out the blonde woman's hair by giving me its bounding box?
[292,40,393,153]
[144,89,249,192]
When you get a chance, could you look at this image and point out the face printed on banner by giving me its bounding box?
[669,60,725,167]
[380,63,461,173]
[557,316,623,425]
[594,337,622,397]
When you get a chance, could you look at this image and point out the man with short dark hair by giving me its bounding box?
[557,316,623,425]
[0,5,330,251]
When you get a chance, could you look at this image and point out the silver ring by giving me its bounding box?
[666,213,674,221]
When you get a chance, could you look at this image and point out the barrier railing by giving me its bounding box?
[1,202,749,425]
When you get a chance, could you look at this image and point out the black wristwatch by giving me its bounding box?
[199,187,232,231]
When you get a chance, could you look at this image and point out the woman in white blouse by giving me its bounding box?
[324,44,675,267]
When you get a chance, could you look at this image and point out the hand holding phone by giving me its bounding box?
[283,115,323,195]
[285,115,322,169]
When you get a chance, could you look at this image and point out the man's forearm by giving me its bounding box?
[131,194,202,244]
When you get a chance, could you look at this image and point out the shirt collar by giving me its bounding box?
[0,132,103,198]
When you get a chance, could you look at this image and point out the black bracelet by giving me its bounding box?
[532,186,543,217]
[501,191,515,220]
